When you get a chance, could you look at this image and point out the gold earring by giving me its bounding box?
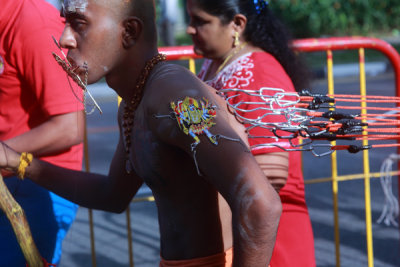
[234,31,240,47]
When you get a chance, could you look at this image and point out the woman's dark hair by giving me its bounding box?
[191,0,310,91]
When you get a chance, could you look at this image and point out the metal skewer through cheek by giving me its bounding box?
[51,36,102,114]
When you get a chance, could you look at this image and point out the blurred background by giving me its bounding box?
[46,0,400,45]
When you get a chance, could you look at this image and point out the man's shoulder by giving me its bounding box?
[155,63,193,79]
[144,62,222,136]
[149,63,211,99]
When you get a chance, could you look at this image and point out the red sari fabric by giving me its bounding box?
[199,52,316,267]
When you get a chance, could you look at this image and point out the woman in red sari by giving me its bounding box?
[186,0,316,266]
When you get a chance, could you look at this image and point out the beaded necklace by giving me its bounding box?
[215,42,248,75]
[123,53,166,173]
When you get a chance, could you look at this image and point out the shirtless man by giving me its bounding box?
[0,0,281,266]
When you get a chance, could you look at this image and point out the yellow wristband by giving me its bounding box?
[17,152,33,180]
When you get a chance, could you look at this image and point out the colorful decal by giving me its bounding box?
[170,97,218,149]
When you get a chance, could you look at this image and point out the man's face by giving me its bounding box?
[60,0,125,84]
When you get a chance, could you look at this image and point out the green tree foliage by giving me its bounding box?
[269,0,400,38]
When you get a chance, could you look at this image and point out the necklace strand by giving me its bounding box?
[123,53,166,173]
[215,42,248,75]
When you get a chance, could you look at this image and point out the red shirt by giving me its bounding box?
[0,0,83,170]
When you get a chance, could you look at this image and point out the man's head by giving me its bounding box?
[60,0,157,85]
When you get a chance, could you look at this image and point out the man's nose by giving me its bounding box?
[59,26,77,49]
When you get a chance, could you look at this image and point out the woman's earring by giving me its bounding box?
[234,31,240,47]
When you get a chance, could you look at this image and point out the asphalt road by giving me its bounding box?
[59,68,400,267]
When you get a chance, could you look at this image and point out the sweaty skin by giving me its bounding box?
[0,1,282,266]
[132,63,272,260]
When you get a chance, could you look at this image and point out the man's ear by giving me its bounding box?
[122,17,143,49]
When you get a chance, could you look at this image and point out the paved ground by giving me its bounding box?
[59,66,400,267]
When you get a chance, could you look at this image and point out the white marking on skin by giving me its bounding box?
[103,66,109,72]
[238,190,263,250]
[233,167,262,249]
[64,0,89,13]
[232,167,247,195]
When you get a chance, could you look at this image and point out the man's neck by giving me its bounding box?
[106,48,159,101]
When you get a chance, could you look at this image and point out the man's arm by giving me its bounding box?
[0,111,84,178]
[194,117,282,267]
[4,111,84,156]
[0,131,143,213]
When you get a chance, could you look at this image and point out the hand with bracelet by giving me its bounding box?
[0,142,25,178]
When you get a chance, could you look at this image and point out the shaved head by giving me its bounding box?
[109,0,157,43]
[63,0,157,42]
[59,0,158,86]
[127,0,157,43]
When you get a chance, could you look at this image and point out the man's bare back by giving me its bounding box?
[115,63,250,259]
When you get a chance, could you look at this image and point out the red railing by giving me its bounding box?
[160,37,400,93]
[291,37,400,94]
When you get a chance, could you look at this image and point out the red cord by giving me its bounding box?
[26,258,56,267]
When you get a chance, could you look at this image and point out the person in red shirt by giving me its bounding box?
[0,0,84,265]
[186,0,316,266]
